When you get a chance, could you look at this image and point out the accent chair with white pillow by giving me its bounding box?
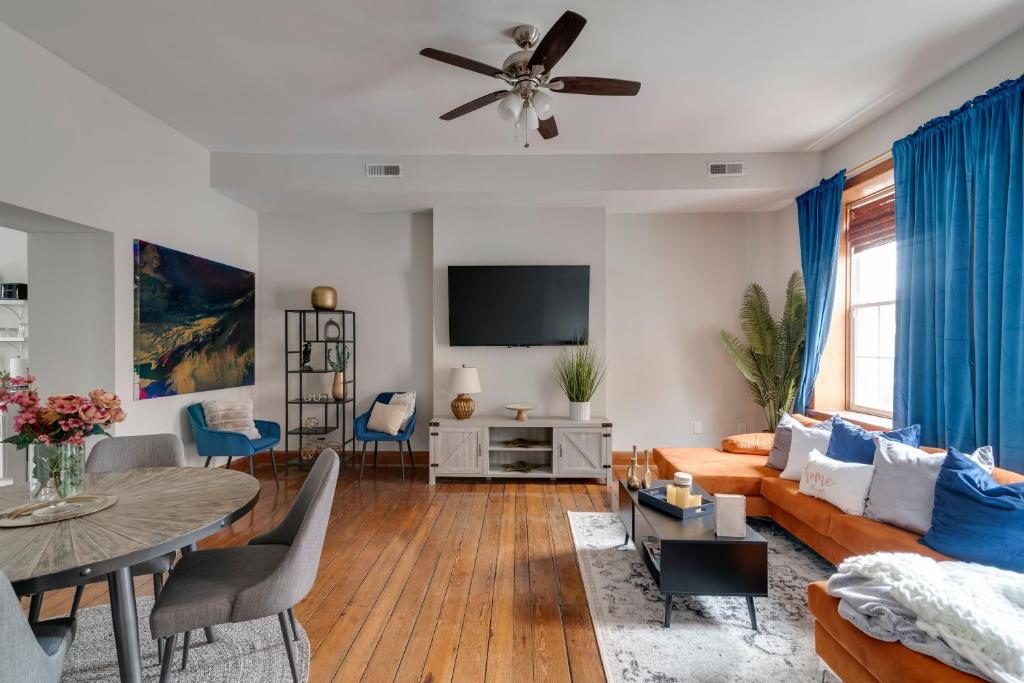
[187,401,282,485]
[354,391,417,481]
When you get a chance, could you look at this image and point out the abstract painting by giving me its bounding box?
[133,240,255,399]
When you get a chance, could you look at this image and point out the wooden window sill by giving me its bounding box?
[805,408,893,431]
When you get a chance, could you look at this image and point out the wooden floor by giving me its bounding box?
[31,458,624,682]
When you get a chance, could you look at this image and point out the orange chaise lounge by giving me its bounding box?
[652,417,1024,683]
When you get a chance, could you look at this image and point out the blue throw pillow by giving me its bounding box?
[825,418,921,464]
[921,449,1024,572]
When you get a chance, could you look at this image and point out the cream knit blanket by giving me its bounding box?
[837,553,1024,683]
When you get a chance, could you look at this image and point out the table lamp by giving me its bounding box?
[448,365,481,419]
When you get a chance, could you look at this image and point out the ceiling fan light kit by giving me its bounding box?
[420,10,641,148]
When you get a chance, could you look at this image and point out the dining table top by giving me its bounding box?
[0,466,260,593]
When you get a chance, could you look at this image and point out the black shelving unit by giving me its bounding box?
[284,309,356,473]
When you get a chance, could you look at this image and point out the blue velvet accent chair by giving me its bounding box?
[187,403,281,486]
[353,392,416,481]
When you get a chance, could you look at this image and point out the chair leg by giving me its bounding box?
[270,449,280,487]
[247,455,255,477]
[287,607,299,642]
[69,585,84,618]
[278,612,299,683]
[407,440,415,474]
[226,456,233,469]
[359,441,367,481]
[204,456,212,468]
[399,441,406,481]
[181,630,191,670]
[159,633,177,683]
[28,593,42,623]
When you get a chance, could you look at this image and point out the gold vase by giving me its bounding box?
[451,393,475,420]
[331,371,347,401]
[626,445,641,490]
[311,286,337,311]
[641,449,654,488]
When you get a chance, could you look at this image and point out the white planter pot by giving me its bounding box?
[569,401,591,421]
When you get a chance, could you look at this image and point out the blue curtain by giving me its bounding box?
[794,170,846,414]
[894,74,1024,471]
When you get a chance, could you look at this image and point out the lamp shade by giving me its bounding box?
[521,103,540,130]
[498,92,523,123]
[447,366,481,394]
[532,90,553,118]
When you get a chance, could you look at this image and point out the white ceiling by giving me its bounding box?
[1,0,1022,155]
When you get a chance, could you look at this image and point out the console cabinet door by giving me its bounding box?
[554,428,607,476]
[431,427,484,475]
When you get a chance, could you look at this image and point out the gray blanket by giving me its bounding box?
[826,571,988,680]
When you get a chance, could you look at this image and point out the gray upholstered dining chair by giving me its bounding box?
[2,572,76,683]
[150,449,339,683]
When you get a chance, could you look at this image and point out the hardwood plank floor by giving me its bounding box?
[29,460,626,682]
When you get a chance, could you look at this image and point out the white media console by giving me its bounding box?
[427,415,613,485]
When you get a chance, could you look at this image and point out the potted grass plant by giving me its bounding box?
[555,343,607,421]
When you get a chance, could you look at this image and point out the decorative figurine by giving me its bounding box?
[300,342,313,372]
[641,449,655,488]
[626,445,642,490]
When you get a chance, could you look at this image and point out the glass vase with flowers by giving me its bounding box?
[0,373,126,505]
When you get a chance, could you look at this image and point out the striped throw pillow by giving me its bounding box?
[201,399,260,440]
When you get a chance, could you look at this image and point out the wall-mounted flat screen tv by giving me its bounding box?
[448,265,590,346]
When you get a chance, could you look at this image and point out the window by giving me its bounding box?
[848,189,896,416]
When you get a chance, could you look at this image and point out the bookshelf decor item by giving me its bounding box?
[285,309,356,473]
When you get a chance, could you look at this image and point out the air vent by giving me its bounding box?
[707,161,746,177]
[366,163,402,178]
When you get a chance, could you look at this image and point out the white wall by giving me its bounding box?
[257,211,433,449]
[432,207,607,420]
[0,21,258,462]
[825,26,1024,173]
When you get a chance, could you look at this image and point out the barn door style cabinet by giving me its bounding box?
[428,415,612,485]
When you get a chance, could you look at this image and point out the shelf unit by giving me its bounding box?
[284,309,356,473]
[0,299,27,354]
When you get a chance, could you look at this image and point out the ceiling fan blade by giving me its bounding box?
[439,90,508,120]
[549,77,641,96]
[420,48,504,78]
[528,11,587,73]
[538,116,558,140]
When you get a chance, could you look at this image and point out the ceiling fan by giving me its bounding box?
[419,10,641,147]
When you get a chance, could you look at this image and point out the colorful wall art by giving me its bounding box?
[133,240,255,399]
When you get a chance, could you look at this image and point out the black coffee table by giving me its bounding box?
[618,479,768,629]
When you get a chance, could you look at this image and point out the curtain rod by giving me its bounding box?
[846,151,892,179]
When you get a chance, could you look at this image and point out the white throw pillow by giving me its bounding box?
[780,418,834,481]
[201,399,260,440]
[367,402,406,436]
[799,450,875,515]
[388,391,416,431]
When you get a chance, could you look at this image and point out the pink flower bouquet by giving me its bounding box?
[0,374,127,448]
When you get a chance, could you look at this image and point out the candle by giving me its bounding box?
[666,484,677,505]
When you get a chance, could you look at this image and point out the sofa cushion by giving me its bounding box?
[767,413,825,470]
[828,514,949,561]
[721,432,773,456]
[799,450,875,515]
[760,476,840,535]
[780,418,835,481]
[826,418,920,464]
[652,447,777,497]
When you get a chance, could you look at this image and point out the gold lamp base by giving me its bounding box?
[451,393,476,420]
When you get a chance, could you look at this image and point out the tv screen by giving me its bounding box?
[448,265,590,346]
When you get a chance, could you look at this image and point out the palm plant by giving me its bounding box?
[720,272,807,432]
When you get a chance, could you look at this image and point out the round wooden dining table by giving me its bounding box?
[0,466,260,683]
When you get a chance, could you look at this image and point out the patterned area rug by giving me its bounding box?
[569,512,834,683]
[62,596,309,682]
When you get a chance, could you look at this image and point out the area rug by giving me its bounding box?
[569,512,834,683]
[62,596,309,682]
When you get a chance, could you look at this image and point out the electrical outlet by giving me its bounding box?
[693,421,703,434]
[738,421,747,433]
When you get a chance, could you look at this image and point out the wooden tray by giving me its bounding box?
[0,494,118,527]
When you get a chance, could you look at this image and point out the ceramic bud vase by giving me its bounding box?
[626,445,641,490]
[29,443,84,502]
[641,449,654,489]
[331,371,347,401]
[569,401,591,421]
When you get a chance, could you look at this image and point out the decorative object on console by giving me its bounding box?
[714,494,747,538]
[720,272,806,431]
[555,342,606,422]
[502,460,541,473]
[626,445,641,490]
[323,318,342,340]
[133,240,254,399]
[0,378,125,503]
[641,449,654,489]
[310,285,337,311]
[505,403,536,421]
[327,342,350,401]
[798,450,875,516]
[447,365,481,420]
[779,417,834,481]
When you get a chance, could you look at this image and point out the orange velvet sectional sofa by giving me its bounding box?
[652,418,1024,683]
